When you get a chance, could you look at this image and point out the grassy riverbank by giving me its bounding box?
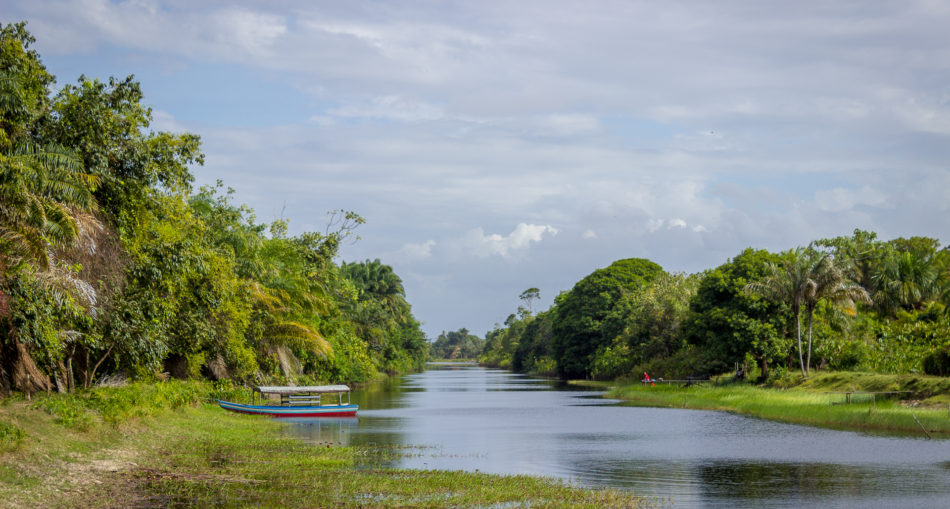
[0,382,656,508]
[601,371,950,437]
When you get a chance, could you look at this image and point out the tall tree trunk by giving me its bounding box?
[806,310,814,376]
[758,357,769,383]
[794,306,805,377]
[0,336,52,393]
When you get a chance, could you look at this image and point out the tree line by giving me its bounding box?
[0,23,427,394]
[476,231,950,382]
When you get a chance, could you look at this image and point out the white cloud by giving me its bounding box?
[647,219,664,233]
[150,110,185,132]
[329,96,444,122]
[462,223,558,258]
[399,240,436,261]
[582,229,598,239]
[669,218,687,229]
[209,8,287,57]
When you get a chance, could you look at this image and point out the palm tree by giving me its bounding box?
[801,254,870,372]
[0,143,99,393]
[342,259,410,321]
[0,142,97,271]
[871,249,940,315]
[248,282,332,379]
[747,248,870,377]
[745,247,814,377]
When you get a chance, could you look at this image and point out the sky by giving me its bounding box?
[7,0,950,338]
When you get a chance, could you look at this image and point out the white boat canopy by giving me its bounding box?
[255,385,350,394]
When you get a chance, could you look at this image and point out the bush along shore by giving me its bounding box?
[0,381,658,509]
[599,371,950,437]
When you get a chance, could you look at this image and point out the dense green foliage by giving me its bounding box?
[684,249,789,381]
[479,231,950,383]
[430,328,485,359]
[551,258,663,379]
[0,23,427,394]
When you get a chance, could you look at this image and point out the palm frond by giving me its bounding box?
[266,319,333,359]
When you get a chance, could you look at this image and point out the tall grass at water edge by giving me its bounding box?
[22,380,247,430]
[608,376,950,436]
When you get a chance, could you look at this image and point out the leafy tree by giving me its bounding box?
[685,248,788,380]
[0,23,431,392]
[340,258,426,373]
[551,258,663,379]
[431,328,485,359]
[41,74,200,231]
[0,22,55,149]
[512,309,555,373]
[814,229,884,294]
[519,287,540,315]
[613,272,699,368]
[481,313,528,369]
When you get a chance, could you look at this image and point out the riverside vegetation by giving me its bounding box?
[470,242,950,433]
[473,236,950,432]
[1,22,427,396]
[476,243,950,383]
[0,381,656,508]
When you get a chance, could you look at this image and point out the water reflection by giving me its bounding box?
[285,363,950,508]
[282,417,356,442]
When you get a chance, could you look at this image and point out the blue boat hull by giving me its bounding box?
[216,399,358,418]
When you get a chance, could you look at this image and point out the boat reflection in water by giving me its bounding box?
[282,417,359,447]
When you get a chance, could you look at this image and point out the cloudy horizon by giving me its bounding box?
[8,0,949,337]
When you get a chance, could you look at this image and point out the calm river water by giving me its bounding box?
[286,363,950,508]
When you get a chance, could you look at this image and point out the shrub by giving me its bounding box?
[765,366,800,389]
[0,420,24,451]
[209,379,251,404]
[530,356,557,377]
[32,395,94,430]
[829,340,871,371]
[590,343,633,380]
[922,349,950,377]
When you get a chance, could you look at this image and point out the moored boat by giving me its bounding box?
[217,385,358,418]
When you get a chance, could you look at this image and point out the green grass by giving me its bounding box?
[793,371,950,405]
[1,383,658,508]
[0,420,24,452]
[605,371,950,436]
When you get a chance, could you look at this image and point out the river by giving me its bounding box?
[286,362,950,508]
